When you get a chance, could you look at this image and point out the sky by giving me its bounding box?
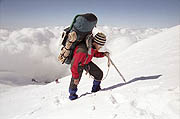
[0,0,180,29]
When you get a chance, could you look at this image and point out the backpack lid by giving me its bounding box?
[80,13,98,22]
[70,13,97,31]
[72,13,97,33]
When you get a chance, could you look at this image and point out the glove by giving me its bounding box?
[104,51,110,57]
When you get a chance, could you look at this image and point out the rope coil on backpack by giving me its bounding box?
[64,47,70,50]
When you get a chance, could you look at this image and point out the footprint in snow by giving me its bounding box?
[109,94,118,105]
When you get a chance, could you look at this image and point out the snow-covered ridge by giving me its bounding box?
[0,26,163,86]
[0,25,179,119]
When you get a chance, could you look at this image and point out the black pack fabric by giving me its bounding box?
[59,13,97,64]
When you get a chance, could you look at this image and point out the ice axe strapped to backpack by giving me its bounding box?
[58,13,98,64]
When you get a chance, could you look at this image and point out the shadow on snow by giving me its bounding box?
[79,74,162,98]
[101,74,162,91]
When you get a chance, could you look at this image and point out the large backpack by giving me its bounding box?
[58,13,97,64]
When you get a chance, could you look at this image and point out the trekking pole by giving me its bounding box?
[107,56,126,83]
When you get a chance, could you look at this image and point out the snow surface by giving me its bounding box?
[0,25,179,119]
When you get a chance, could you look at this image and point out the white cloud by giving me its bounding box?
[0,27,69,85]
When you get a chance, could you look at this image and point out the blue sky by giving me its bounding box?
[0,0,179,29]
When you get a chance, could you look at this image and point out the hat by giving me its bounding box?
[94,32,106,46]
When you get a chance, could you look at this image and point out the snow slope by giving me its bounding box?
[0,25,179,119]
